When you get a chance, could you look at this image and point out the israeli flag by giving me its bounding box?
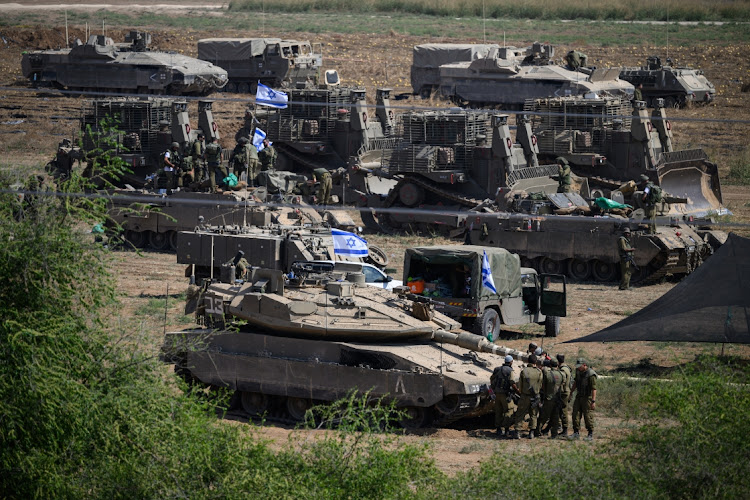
[331,229,369,257]
[482,250,497,294]
[255,82,288,109]
[253,127,270,152]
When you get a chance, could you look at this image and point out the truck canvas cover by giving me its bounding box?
[411,43,499,92]
[404,245,522,299]
[198,38,282,61]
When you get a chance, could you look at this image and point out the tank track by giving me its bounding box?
[275,143,346,173]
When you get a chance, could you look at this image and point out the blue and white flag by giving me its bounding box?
[252,127,270,152]
[481,250,497,294]
[331,229,369,257]
[255,82,288,109]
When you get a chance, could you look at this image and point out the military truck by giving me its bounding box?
[619,56,715,108]
[22,31,227,96]
[403,245,566,339]
[197,38,322,93]
[162,262,532,428]
[410,43,499,98]
[414,42,633,109]
[524,95,725,217]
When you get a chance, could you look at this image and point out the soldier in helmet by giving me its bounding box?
[556,354,572,438]
[618,227,635,290]
[205,136,225,193]
[554,157,572,193]
[570,358,597,441]
[537,358,563,438]
[258,138,277,172]
[162,142,182,191]
[225,250,250,280]
[489,355,519,438]
[191,132,206,184]
[640,174,660,234]
[230,137,259,186]
[510,353,543,439]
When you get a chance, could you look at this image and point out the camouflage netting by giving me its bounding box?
[569,233,750,344]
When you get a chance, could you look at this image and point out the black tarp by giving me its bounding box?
[568,233,750,344]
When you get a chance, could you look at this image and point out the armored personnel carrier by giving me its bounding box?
[198,38,322,93]
[430,42,633,109]
[523,95,725,217]
[22,31,227,96]
[162,262,531,427]
[619,56,715,108]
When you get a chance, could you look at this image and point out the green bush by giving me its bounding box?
[727,147,750,185]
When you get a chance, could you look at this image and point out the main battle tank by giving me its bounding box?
[619,56,715,108]
[163,263,529,427]
[22,31,227,96]
[523,95,725,217]
[434,42,633,109]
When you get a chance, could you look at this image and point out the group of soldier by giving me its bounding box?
[490,343,597,441]
[160,132,277,193]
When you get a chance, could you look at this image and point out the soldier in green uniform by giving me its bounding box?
[537,358,563,438]
[231,137,260,186]
[641,174,660,234]
[162,142,182,190]
[511,353,543,439]
[556,354,572,438]
[565,50,588,70]
[570,358,597,441]
[313,168,333,205]
[258,138,277,172]
[191,132,206,184]
[554,157,572,193]
[205,136,225,193]
[633,83,644,103]
[225,250,250,280]
[490,355,519,438]
[618,227,635,290]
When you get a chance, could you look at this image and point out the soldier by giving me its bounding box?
[556,354,572,438]
[527,342,538,356]
[313,168,332,205]
[554,157,572,193]
[226,250,250,280]
[618,227,635,290]
[537,358,563,438]
[565,50,587,70]
[231,137,260,186]
[570,358,597,441]
[258,138,277,172]
[633,83,644,103]
[205,136,225,193]
[162,142,181,190]
[641,174,661,234]
[511,353,543,439]
[191,132,206,184]
[490,355,518,438]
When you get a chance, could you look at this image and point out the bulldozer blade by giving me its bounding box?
[657,149,726,217]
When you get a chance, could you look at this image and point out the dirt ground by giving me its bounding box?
[2,6,750,475]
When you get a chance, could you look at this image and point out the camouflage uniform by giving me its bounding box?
[618,230,634,290]
[314,168,332,205]
[490,360,517,436]
[571,361,597,438]
[513,360,543,438]
[536,362,562,437]
[643,179,658,234]
[556,158,572,193]
[633,85,643,102]
[231,139,259,185]
[557,361,572,436]
[191,136,206,183]
[205,140,225,193]
[259,142,277,171]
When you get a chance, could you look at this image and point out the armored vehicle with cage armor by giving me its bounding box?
[22,31,227,96]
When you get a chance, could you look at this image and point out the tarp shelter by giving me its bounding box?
[568,233,750,344]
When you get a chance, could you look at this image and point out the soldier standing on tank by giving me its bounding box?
[225,250,250,280]
[554,157,572,193]
[259,138,277,172]
[556,354,572,438]
[641,174,658,234]
[618,227,635,290]
[537,358,562,438]
[510,353,543,439]
[490,355,519,439]
[570,358,597,441]
[313,168,332,205]
[633,83,644,103]
[162,142,181,191]
[192,132,206,185]
[205,136,224,193]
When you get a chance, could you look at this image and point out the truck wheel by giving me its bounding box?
[475,309,501,342]
[545,316,560,337]
[366,244,388,268]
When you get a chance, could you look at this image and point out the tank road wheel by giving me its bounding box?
[168,231,178,251]
[545,316,560,337]
[631,264,653,283]
[567,259,592,281]
[398,183,425,207]
[365,244,388,268]
[474,308,501,342]
[237,82,250,94]
[126,229,146,248]
[591,260,617,282]
[664,97,678,109]
[241,392,270,417]
[148,231,170,251]
[225,82,237,93]
[399,406,430,430]
[539,257,562,275]
[286,397,312,422]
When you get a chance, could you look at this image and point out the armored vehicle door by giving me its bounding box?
[540,274,566,317]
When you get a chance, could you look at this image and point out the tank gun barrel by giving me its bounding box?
[432,330,529,362]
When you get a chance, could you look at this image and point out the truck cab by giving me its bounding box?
[403,245,566,339]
